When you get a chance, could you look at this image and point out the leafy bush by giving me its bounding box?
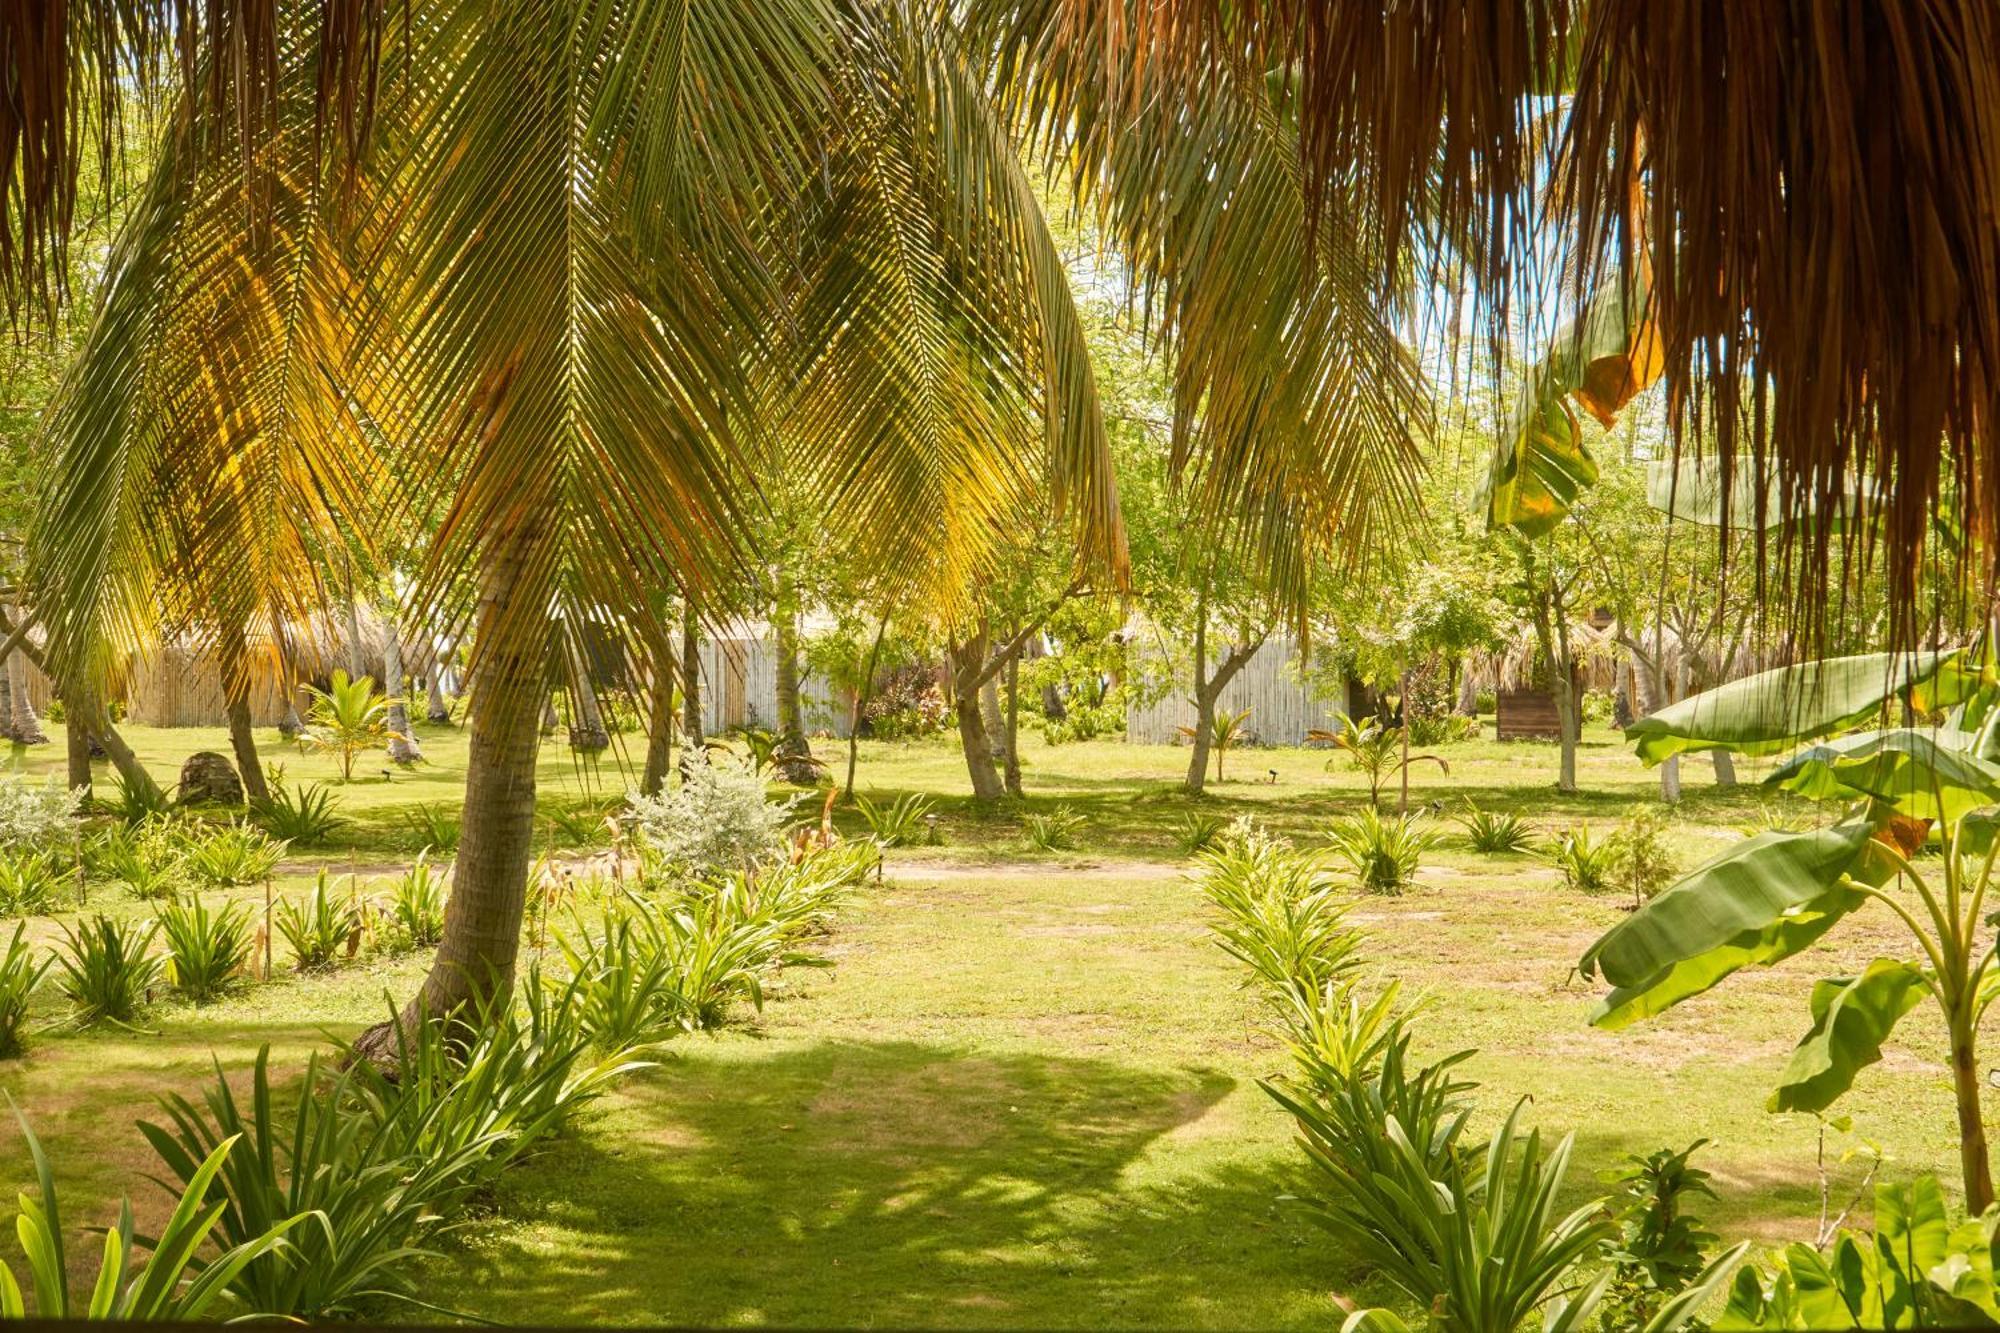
[0,924,51,1058]
[0,850,65,916]
[1174,811,1230,855]
[1454,803,1537,854]
[542,802,609,848]
[387,853,448,949]
[1605,805,1679,909]
[252,779,346,845]
[406,801,461,853]
[1,1109,297,1319]
[1327,806,1436,895]
[1597,1141,1720,1328]
[159,896,253,1003]
[0,773,80,848]
[275,871,361,971]
[1022,804,1085,851]
[625,754,791,875]
[55,915,161,1026]
[178,819,287,887]
[854,791,938,847]
[1548,823,1615,893]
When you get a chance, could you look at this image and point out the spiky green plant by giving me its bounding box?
[159,896,253,1003]
[252,780,346,845]
[0,926,52,1058]
[178,819,288,887]
[1327,807,1437,895]
[1022,805,1085,852]
[54,915,161,1026]
[387,854,448,950]
[853,791,938,847]
[0,850,66,917]
[274,872,360,971]
[1454,803,1537,854]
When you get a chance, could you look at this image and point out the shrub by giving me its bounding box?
[104,772,172,826]
[1597,1140,1720,1328]
[275,871,361,970]
[252,779,346,845]
[178,819,287,888]
[853,791,938,847]
[406,801,461,853]
[0,924,51,1058]
[1022,804,1085,851]
[87,819,186,901]
[1198,831,1360,1002]
[557,903,689,1048]
[2,1109,298,1319]
[1606,805,1679,909]
[542,802,609,848]
[387,853,448,950]
[1548,823,1616,893]
[1173,811,1230,855]
[1327,806,1436,894]
[0,850,65,916]
[0,773,80,848]
[140,1047,486,1319]
[55,915,161,1026]
[159,896,253,1003]
[625,754,791,875]
[1453,803,1536,854]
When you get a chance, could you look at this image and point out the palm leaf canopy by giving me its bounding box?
[30,0,1133,691]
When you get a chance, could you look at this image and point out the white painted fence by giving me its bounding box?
[1124,634,1349,745]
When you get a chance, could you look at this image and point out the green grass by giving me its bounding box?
[0,717,1968,1325]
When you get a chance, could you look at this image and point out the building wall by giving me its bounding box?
[694,636,851,739]
[1125,635,1349,746]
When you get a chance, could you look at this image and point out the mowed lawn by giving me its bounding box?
[0,717,1970,1326]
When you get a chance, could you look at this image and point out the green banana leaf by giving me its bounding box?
[1628,650,1978,766]
[1583,821,1882,1029]
[1485,277,1657,536]
[1768,960,1927,1113]
[1768,728,2000,822]
[1645,458,1878,532]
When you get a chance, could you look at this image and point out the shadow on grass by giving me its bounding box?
[427,1038,1349,1327]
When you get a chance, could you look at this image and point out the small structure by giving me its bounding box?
[1124,630,1355,746]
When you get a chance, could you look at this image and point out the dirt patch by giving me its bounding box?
[1017,924,1120,939]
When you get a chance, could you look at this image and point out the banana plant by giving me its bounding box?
[1580,648,2000,1209]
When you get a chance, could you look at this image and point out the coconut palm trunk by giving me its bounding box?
[382,608,422,764]
[5,618,46,745]
[771,592,816,784]
[218,619,271,804]
[949,633,1005,801]
[64,710,92,794]
[680,609,705,763]
[568,650,610,751]
[640,652,674,796]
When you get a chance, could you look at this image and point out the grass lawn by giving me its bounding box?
[0,716,1970,1326]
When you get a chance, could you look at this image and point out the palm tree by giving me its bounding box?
[304,670,390,782]
[33,1,1133,1049]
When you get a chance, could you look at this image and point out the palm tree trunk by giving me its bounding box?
[1712,750,1738,788]
[680,608,705,769]
[342,571,366,681]
[218,620,270,804]
[1003,649,1022,797]
[843,618,889,799]
[5,619,46,745]
[640,653,674,797]
[1185,599,1212,795]
[382,608,423,764]
[354,528,547,1061]
[64,711,92,794]
[568,650,610,751]
[0,608,155,799]
[771,598,815,783]
[0,666,17,743]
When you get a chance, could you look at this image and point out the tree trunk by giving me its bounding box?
[980,675,1007,765]
[0,607,155,799]
[5,624,45,745]
[64,712,92,795]
[771,598,815,783]
[1185,595,1212,795]
[382,609,423,764]
[426,670,451,724]
[342,572,366,681]
[844,619,889,799]
[218,620,270,804]
[680,609,705,757]
[353,529,547,1063]
[1712,750,1738,788]
[640,655,674,797]
[274,623,307,738]
[1003,650,1022,797]
[950,636,1005,801]
[567,650,610,752]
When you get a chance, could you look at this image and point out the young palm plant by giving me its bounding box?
[305,671,391,782]
[1177,706,1253,784]
[1312,714,1449,808]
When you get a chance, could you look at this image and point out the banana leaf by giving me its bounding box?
[1583,820,1882,1029]
[1485,275,1660,536]
[1768,960,1928,1113]
[1768,728,2000,822]
[1628,650,1978,766]
[1645,457,1878,532]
